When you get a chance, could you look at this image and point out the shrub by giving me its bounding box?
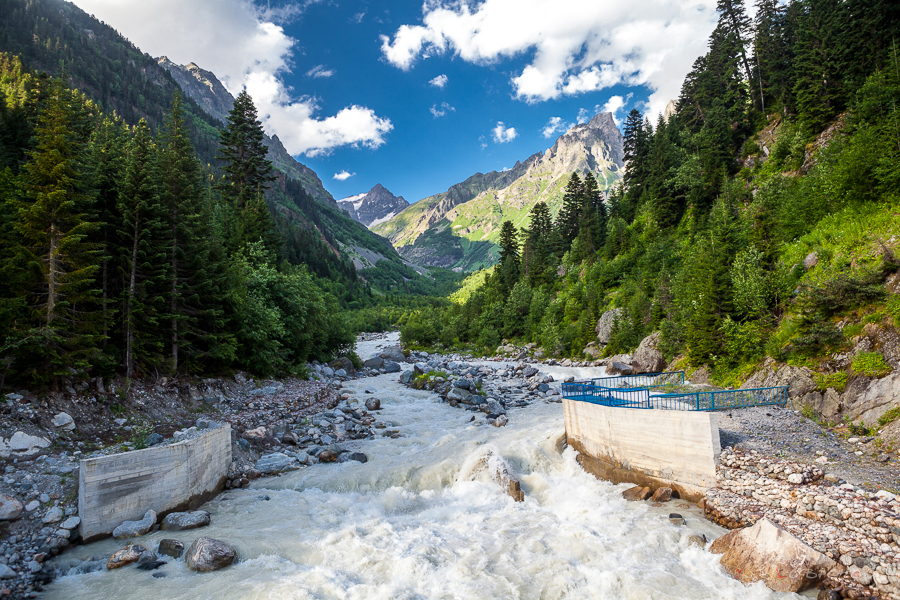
[851,351,892,377]
[797,267,886,317]
[878,406,900,427]
[888,294,900,327]
[814,371,848,392]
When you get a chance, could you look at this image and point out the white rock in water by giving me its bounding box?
[112,509,156,539]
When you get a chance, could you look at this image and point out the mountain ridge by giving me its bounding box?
[337,183,410,227]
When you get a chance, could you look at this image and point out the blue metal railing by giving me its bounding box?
[590,371,685,389]
[561,378,788,412]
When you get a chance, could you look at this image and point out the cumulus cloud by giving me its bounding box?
[492,122,517,143]
[333,171,355,181]
[430,102,455,117]
[306,65,335,78]
[542,116,570,138]
[70,0,391,156]
[379,0,718,118]
[429,74,448,88]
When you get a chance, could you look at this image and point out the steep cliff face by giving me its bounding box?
[375,112,624,270]
[337,184,409,227]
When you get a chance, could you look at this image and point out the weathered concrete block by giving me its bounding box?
[78,425,231,542]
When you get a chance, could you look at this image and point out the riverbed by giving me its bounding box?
[42,335,809,600]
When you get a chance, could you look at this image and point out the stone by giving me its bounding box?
[112,509,157,539]
[362,357,384,369]
[382,361,401,373]
[107,544,147,569]
[399,371,414,384]
[184,537,236,572]
[335,369,347,377]
[595,309,623,345]
[24,500,39,512]
[158,539,185,559]
[493,415,509,427]
[255,453,300,475]
[59,516,81,530]
[668,513,686,526]
[144,433,164,447]
[817,591,841,600]
[688,534,707,548]
[347,452,367,463]
[42,507,63,524]
[485,399,505,414]
[51,412,75,431]
[804,252,818,270]
[0,564,16,580]
[632,332,666,374]
[329,356,355,375]
[606,361,634,376]
[447,387,473,404]
[378,346,406,362]
[0,495,23,521]
[651,487,673,502]
[160,511,211,531]
[365,398,381,411]
[622,486,652,501]
[0,432,50,458]
[318,449,337,463]
[711,518,839,593]
[243,427,267,440]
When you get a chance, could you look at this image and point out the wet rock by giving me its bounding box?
[362,357,384,369]
[632,332,666,374]
[185,537,236,572]
[365,397,381,411]
[383,361,401,373]
[318,449,337,463]
[485,399,505,414]
[378,346,406,362]
[347,452,367,463]
[160,511,211,531]
[112,509,156,539]
[0,495,23,521]
[651,487,673,502]
[817,591,841,600]
[107,544,147,569]
[711,518,839,593]
[622,486,652,501]
[447,387,473,404]
[507,479,524,502]
[595,309,623,345]
[399,371,414,384]
[329,356,355,375]
[255,453,300,475]
[51,412,75,431]
[688,534,707,548]
[668,513,686,526]
[493,415,509,427]
[157,539,184,559]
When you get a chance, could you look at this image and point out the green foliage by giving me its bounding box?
[851,351,892,378]
[814,371,848,392]
[889,295,900,328]
[878,407,900,427]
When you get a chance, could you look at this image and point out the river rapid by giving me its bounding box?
[43,334,809,600]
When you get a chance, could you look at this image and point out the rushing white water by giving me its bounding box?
[44,336,810,600]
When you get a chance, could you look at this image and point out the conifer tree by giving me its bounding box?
[717,0,755,105]
[556,172,583,249]
[793,0,846,132]
[522,202,552,286]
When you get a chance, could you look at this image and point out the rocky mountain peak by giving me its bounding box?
[338,184,409,228]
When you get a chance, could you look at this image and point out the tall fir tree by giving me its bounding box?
[556,172,583,250]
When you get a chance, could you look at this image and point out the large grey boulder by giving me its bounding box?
[399,370,414,384]
[447,387,473,404]
[0,432,50,458]
[595,309,623,345]
[0,495,23,521]
[363,357,384,369]
[51,412,75,431]
[112,509,157,539]
[485,399,506,414]
[606,362,634,376]
[255,453,300,475]
[160,510,211,531]
[382,360,401,373]
[378,346,406,362]
[632,331,666,374]
[710,518,841,593]
[185,537,236,572]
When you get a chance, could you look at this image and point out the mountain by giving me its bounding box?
[338,184,409,227]
[373,112,624,270]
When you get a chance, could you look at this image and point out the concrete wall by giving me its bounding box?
[78,425,231,542]
[563,399,720,501]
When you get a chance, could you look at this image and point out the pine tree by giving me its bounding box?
[522,202,552,286]
[11,76,102,384]
[556,172,583,249]
[717,0,756,106]
[793,0,846,132]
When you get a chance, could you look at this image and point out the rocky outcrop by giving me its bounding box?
[711,518,840,593]
[185,537,237,572]
[112,509,156,539]
[338,184,409,227]
[742,359,816,402]
[595,309,623,345]
[841,371,900,426]
[0,432,50,459]
[632,332,666,374]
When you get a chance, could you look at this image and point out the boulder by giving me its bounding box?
[364,397,381,411]
[485,399,505,414]
[362,357,384,369]
[493,415,509,427]
[160,511,211,531]
[841,371,900,426]
[144,433,164,446]
[0,431,50,459]
[632,332,666,374]
[42,507,63,524]
[622,486,652,501]
[650,487,673,502]
[107,544,147,569]
[329,356,355,375]
[710,518,840,593]
[0,495,23,521]
[51,412,75,431]
[184,537,236,572]
[804,252,818,270]
[382,360,401,373]
[0,564,16,579]
[595,309,623,345]
[606,361,634,376]
[447,387,473,404]
[318,449,337,463]
[378,346,406,362]
[112,509,156,539]
[583,343,602,359]
[255,453,300,475]
[59,516,81,530]
[462,449,524,502]
[347,452,367,463]
[157,539,184,559]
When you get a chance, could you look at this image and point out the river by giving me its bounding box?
[43,334,808,600]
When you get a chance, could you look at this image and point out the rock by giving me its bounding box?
[107,544,147,569]
[842,371,900,426]
[668,513,686,526]
[42,507,63,524]
[378,346,406,362]
[522,366,539,378]
[243,427,266,440]
[817,591,841,600]
[0,431,50,458]
[184,537,236,572]
[383,361,401,373]
[335,369,347,377]
[255,452,300,475]
[711,518,839,592]
[651,487,673,502]
[362,357,384,369]
[318,449,337,463]
[595,309,623,345]
[112,509,157,539]
[622,486,652,501]
[688,534,707,548]
[322,366,334,377]
[24,500,39,512]
[0,495,23,521]
[160,511,211,531]
[453,378,471,390]
[365,397,381,411]
[493,415,509,427]
[606,361,634,376]
[485,399,505,414]
[59,516,81,530]
[347,452,367,463]
[447,387,473,404]
[399,371,414,384]
[329,356,355,375]
[51,412,75,431]
[804,252,818,270]
[144,433,164,446]
[632,332,666,374]
[0,564,16,580]
[158,539,185,559]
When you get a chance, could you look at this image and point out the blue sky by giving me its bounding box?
[72,0,719,203]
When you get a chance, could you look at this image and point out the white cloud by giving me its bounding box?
[379,0,718,118]
[492,122,517,144]
[542,116,570,138]
[429,74,448,88]
[306,65,335,78]
[333,171,355,181]
[430,102,455,118]
[70,0,392,156]
[599,93,633,124]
